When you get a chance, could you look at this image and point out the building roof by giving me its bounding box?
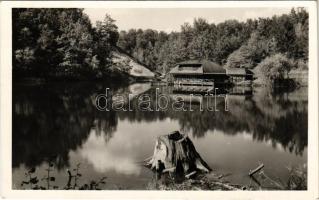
[170,60,225,75]
[201,60,225,74]
[225,68,254,76]
[169,65,203,75]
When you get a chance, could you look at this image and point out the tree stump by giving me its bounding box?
[146,131,211,175]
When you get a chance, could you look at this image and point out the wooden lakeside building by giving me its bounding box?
[168,60,253,93]
[225,68,253,84]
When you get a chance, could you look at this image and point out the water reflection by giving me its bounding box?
[77,128,140,175]
[12,82,308,188]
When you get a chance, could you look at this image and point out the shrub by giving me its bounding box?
[254,53,295,85]
[294,59,308,70]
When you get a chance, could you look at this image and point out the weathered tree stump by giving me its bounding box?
[146,131,211,175]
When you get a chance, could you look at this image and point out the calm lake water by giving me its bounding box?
[12,82,308,190]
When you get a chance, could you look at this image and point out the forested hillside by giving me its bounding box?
[13,8,308,85]
[13,8,140,81]
[117,8,308,85]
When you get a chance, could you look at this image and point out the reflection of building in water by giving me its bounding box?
[225,94,246,102]
[172,85,215,94]
[228,86,253,96]
[169,94,203,104]
[169,93,228,111]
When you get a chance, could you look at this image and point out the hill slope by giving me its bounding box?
[111,48,155,79]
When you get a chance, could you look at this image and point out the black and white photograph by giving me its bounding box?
[0,1,318,199]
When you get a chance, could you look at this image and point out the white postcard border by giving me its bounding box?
[0,1,318,199]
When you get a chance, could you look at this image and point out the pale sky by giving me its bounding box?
[84,8,292,33]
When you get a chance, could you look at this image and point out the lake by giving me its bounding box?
[12,82,307,190]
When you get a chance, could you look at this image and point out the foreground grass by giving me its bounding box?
[17,163,307,190]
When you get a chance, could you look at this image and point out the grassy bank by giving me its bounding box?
[146,164,307,190]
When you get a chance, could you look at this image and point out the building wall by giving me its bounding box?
[230,76,245,83]
[173,74,228,80]
[171,74,256,84]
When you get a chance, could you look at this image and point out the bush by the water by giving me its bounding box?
[254,54,296,86]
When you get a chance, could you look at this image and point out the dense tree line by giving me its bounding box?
[13,8,120,80]
[117,8,308,83]
[13,8,308,84]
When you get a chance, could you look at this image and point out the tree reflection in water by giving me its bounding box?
[13,82,307,173]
